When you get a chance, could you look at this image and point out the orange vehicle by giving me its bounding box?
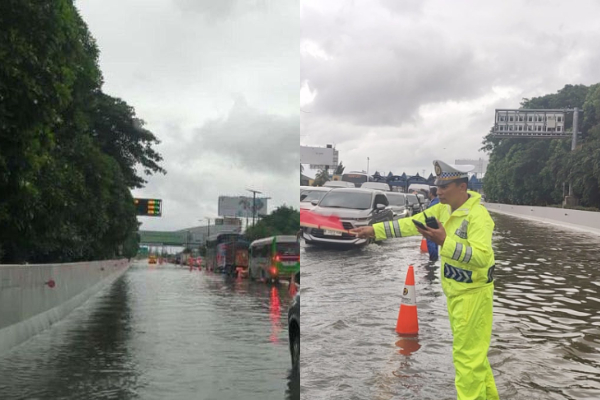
[148,255,157,264]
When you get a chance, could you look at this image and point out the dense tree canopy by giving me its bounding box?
[482,84,600,210]
[244,206,300,243]
[0,0,163,263]
[313,168,330,186]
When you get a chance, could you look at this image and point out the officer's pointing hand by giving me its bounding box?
[349,226,375,238]
[416,219,446,246]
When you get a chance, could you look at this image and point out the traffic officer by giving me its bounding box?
[351,160,499,400]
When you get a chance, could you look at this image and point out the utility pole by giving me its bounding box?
[246,189,262,227]
[367,157,370,181]
[568,107,579,197]
[200,218,212,245]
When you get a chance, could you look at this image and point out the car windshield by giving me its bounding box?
[277,242,299,256]
[300,190,328,202]
[319,191,372,210]
[406,195,418,204]
[387,194,406,206]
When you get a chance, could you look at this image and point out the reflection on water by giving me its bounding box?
[270,286,283,344]
[0,263,298,400]
[301,212,600,400]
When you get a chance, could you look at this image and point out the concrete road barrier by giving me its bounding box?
[0,259,130,356]
[484,202,600,236]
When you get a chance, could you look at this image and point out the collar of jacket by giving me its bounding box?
[448,191,482,217]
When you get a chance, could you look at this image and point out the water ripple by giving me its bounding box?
[0,263,298,400]
[302,213,600,399]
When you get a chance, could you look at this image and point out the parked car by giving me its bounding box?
[386,192,410,218]
[300,186,332,209]
[323,181,356,188]
[360,182,390,191]
[288,271,300,368]
[406,193,422,215]
[302,188,393,246]
[417,193,429,209]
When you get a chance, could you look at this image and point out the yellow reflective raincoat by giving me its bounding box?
[373,191,499,400]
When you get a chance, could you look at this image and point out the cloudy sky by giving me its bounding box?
[76,0,298,231]
[300,0,600,178]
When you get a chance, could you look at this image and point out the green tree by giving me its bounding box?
[334,162,345,175]
[313,168,330,186]
[244,206,300,242]
[91,92,166,188]
[483,83,600,209]
[0,0,164,263]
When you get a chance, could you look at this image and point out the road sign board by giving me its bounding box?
[492,109,569,138]
[134,198,162,217]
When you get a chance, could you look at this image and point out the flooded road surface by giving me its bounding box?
[0,262,299,400]
[301,212,600,400]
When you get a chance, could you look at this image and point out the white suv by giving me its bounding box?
[302,188,393,246]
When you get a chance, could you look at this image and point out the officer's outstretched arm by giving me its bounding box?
[373,204,442,241]
[440,214,494,268]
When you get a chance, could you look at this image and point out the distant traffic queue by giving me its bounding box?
[201,232,300,283]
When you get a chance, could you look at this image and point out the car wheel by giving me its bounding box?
[290,331,300,367]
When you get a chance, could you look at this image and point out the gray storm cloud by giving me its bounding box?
[189,98,299,176]
[76,0,298,231]
[301,0,600,176]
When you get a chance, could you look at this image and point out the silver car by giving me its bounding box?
[360,182,390,191]
[300,187,332,210]
[302,188,393,245]
[417,193,429,209]
[406,193,422,215]
[323,181,355,188]
[386,192,410,218]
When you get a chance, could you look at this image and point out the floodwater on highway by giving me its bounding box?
[301,212,600,400]
[0,262,299,400]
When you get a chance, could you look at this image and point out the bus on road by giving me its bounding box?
[248,236,300,283]
[205,232,249,277]
[341,171,370,188]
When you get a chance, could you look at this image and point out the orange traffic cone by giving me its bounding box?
[396,265,419,336]
[420,237,428,252]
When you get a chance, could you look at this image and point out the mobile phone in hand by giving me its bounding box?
[412,219,427,230]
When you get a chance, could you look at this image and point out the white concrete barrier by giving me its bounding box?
[484,202,600,236]
[0,259,130,356]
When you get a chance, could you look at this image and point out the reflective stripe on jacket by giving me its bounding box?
[373,191,495,297]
